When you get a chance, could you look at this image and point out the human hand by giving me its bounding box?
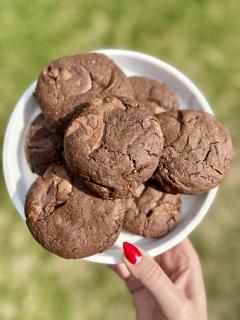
[111,239,207,320]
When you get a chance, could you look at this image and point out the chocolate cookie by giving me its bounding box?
[129,76,178,114]
[64,97,164,199]
[25,114,63,175]
[34,53,133,129]
[25,166,125,259]
[124,183,181,237]
[153,110,233,194]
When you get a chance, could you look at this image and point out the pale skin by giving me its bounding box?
[110,239,207,320]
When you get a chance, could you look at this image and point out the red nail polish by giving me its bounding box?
[123,242,142,265]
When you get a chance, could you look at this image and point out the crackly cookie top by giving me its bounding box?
[129,76,178,114]
[25,114,63,175]
[25,166,125,259]
[34,53,133,129]
[153,110,233,194]
[64,96,164,199]
[123,183,181,237]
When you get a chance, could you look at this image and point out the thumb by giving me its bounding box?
[123,242,187,320]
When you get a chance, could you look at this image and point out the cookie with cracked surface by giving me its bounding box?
[25,166,125,259]
[129,76,178,114]
[153,110,233,194]
[34,53,133,129]
[123,183,181,237]
[64,96,164,199]
[25,114,63,175]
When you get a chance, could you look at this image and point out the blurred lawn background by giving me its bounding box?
[0,0,240,319]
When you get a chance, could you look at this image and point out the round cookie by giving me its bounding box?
[129,76,178,114]
[25,166,125,259]
[34,53,133,129]
[124,183,181,237]
[25,114,63,175]
[64,96,164,199]
[153,110,233,194]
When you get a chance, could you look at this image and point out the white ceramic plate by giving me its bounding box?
[3,49,218,264]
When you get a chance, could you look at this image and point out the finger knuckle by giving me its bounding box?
[141,262,162,284]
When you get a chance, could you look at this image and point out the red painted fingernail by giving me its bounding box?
[123,242,142,265]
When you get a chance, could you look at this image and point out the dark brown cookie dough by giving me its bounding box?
[25,166,125,259]
[34,53,133,129]
[129,76,178,114]
[153,110,233,194]
[25,114,63,175]
[123,183,181,237]
[64,96,164,199]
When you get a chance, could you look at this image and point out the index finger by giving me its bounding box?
[156,239,206,305]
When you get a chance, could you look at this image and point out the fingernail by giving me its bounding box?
[123,242,142,265]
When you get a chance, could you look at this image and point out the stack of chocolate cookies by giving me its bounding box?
[24,53,233,259]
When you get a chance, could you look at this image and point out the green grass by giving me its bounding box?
[0,0,240,319]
